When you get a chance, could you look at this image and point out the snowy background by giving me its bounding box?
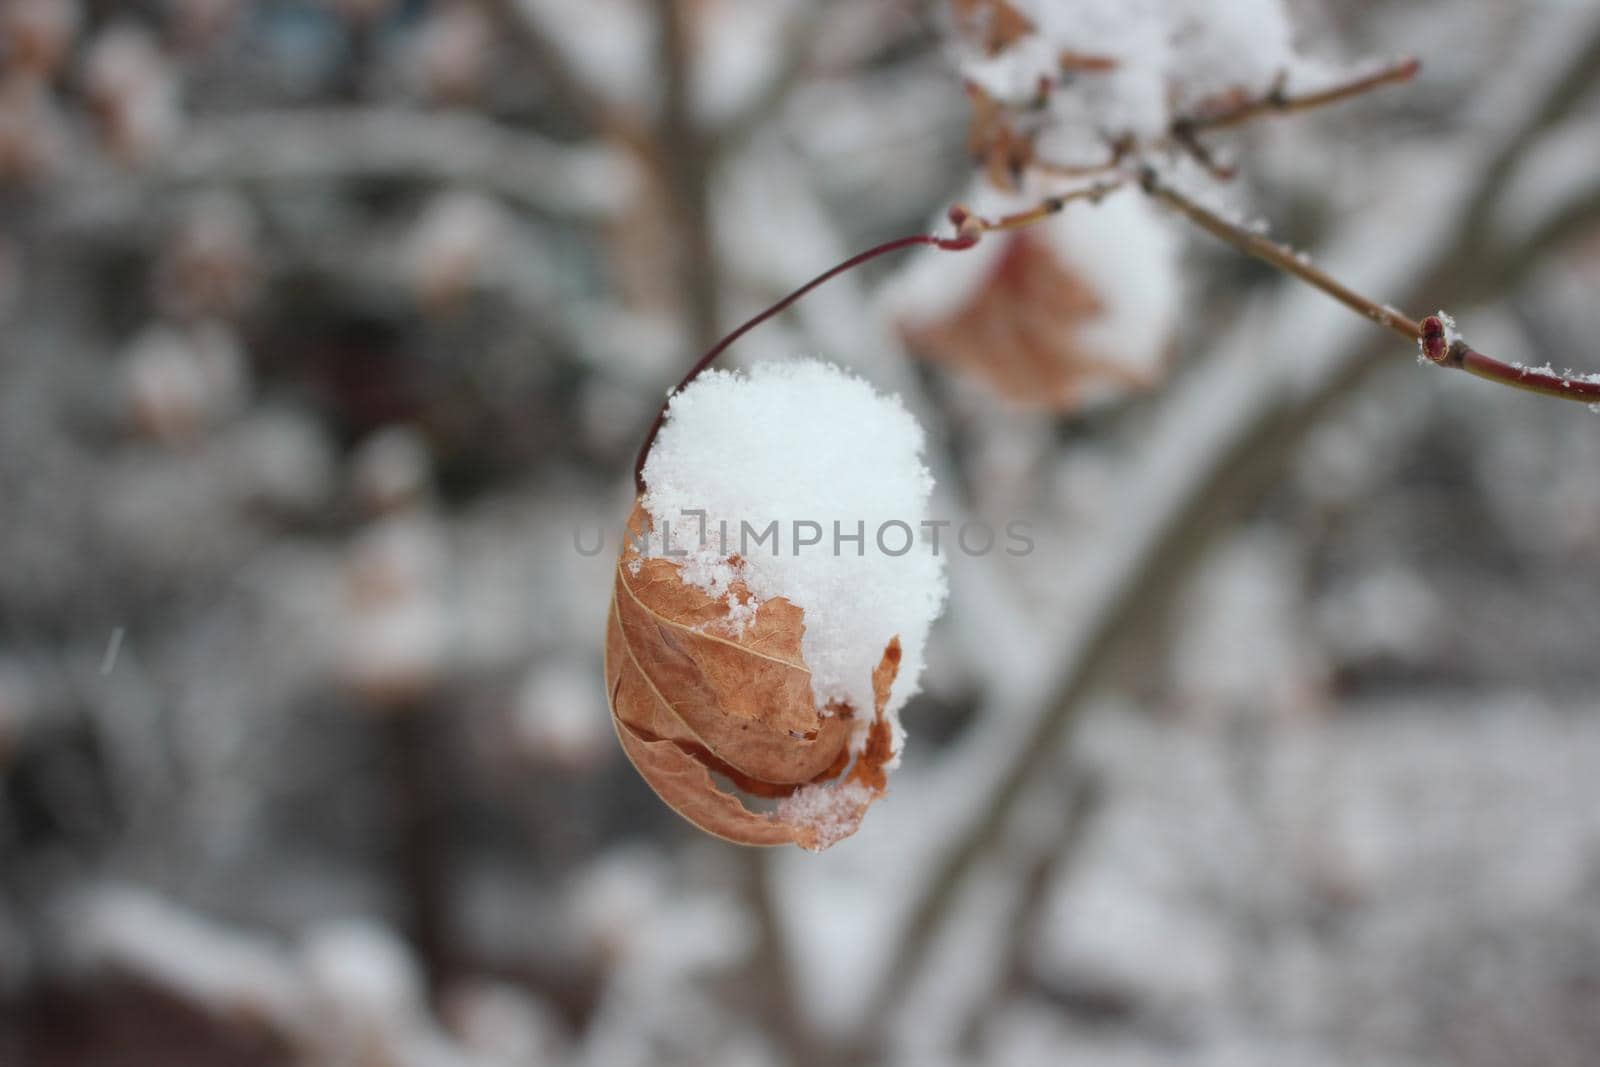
[3,1,1600,1065]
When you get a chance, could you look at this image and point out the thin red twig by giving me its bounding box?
[1421,317,1600,402]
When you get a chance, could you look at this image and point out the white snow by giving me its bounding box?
[639,359,945,752]
[959,0,1314,161]
[775,780,875,851]
[1434,309,1460,344]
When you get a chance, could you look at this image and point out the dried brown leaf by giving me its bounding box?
[604,503,900,849]
[900,230,1156,411]
[965,82,1035,194]
[951,0,1034,56]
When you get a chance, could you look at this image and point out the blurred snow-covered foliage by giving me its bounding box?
[2,1,1600,1065]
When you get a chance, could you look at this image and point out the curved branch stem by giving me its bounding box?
[631,230,977,490]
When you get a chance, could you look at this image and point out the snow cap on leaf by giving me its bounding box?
[607,359,945,850]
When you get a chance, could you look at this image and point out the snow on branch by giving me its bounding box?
[946,2,1600,409]
[956,0,1420,185]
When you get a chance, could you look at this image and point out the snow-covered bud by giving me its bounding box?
[1418,313,1459,367]
[607,360,945,850]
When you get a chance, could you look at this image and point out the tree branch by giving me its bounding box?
[1139,169,1421,338]
[949,178,1127,234]
[1177,57,1421,136]
[1030,56,1421,179]
[1140,170,1600,405]
[862,13,1600,1044]
[923,156,1600,415]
